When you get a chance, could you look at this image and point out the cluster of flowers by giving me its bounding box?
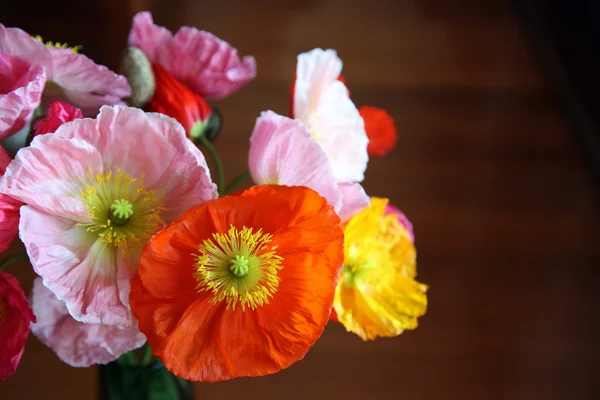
[0,12,427,382]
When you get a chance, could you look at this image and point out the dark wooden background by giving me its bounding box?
[1,0,599,399]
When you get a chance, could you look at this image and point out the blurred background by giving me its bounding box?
[1,0,599,399]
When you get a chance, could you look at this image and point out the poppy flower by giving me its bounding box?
[0,23,130,114]
[0,52,45,140]
[334,197,427,340]
[128,11,256,100]
[0,105,217,328]
[130,185,344,381]
[30,278,145,367]
[147,65,221,142]
[292,48,368,183]
[385,202,414,243]
[0,147,21,254]
[248,110,368,222]
[359,106,397,156]
[0,271,36,380]
[32,101,83,138]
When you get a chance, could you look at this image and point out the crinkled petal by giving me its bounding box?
[309,81,368,182]
[249,110,342,211]
[128,12,256,99]
[20,206,136,327]
[0,23,130,114]
[0,147,21,253]
[0,134,101,222]
[48,48,130,114]
[294,48,342,124]
[53,105,217,222]
[0,53,45,140]
[337,182,369,222]
[30,277,145,367]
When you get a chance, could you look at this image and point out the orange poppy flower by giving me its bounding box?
[130,185,344,381]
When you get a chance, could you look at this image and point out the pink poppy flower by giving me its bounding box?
[0,53,45,141]
[128,11,256,100]
[249,111,369,222]
[293,48,368,183]
[32,101,83,138]
[0,23,130,114]
[0,147,21,253]
[0,105,217,328]
[0,271,35,380]
[30,277,145,367]
[385,203,415,243]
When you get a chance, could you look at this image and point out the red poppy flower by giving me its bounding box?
[130,185,344,381]
[0,272,35,380]
[359,106,397,156]
[32,101,83,137]
[147,65,220,142]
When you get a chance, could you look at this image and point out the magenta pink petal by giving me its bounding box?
[0,147,21,253]
[0,53,45,140]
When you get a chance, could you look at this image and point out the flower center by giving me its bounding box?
[229,254,250,277]
[0,298,7,325]
[194,225,283,311]
[110,199,134,225]
[76,168,165,252]
[32,35,82,53]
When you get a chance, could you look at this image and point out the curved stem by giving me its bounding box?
[223,170,251,195]
[198,136,225,196]
[0,253,29,271]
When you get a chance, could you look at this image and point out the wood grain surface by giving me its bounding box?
[1,0,599,399]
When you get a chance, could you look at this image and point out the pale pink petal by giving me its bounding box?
[0,134,101,222]
[337,182,370,223]
[294,48,343,124]
[309,81,369,182]
[31,277,145,367]
[249,111,342,211]
[54,106,217,222]
[20,207,137,327]
[0,23,130,114]
[128,12,256,99]
[0,53,45,140]
[0,147,21,253]
[48,48,130,114]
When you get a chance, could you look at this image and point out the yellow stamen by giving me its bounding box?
[76,168,165,252]
[32,35,82,53]
[194,225,283,311]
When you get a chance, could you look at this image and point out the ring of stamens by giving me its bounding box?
[194,225,283,311]
[75,168,165,252]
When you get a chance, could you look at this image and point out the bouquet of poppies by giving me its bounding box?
[0,11,427,397]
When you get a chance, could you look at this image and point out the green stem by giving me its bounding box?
[0,253,29,271]
[198,136,225,196]
[223,170,251,195]
[141,343,154,366]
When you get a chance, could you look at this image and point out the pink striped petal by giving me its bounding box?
[0,53,45,140]
[20,207,136,327]
[30,277,145,367]
[128,11,256,99]
[0,134,101,222]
